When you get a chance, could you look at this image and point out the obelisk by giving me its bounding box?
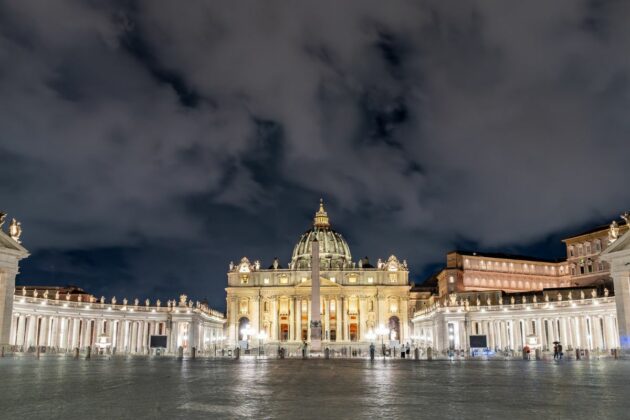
[310,237,322,352]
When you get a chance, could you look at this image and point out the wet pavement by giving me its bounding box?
[0,357,628,419]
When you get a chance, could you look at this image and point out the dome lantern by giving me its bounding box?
[313,198,330,228]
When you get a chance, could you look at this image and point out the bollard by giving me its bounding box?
[74,347,79,359]
[414,348,419,360]
[302,347,307,359]
[575,349,581,360]
[86,347,91,359]
[191,347,196,359]
[427,347,433,361]
[234,347,240,360]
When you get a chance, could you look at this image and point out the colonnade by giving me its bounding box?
[8,298,226,355]
[413,299,619,352]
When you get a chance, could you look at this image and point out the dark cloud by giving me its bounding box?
[1,0,629,309]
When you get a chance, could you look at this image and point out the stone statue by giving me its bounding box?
[123,298,128,306]
[568,291,572,300]
[486,297,491,306]
[66,293,71,301]
[188,300,193,308]
[403,260,408,269]
[254,260,260,270]
[557,292,562,301]
[179,294,187,306]
[498,296,503,305]
[621,211,630,227]
[377,258,383,269]
[358,259,363,269]
[522,295,527,304]
[511,296,515,305]
[229,261,234,271]
[134,298,139,306]
[9,218,22,243]
[476,297,481,307]
[55,291,59,300]
[77,294,82,302]
[21,287,26,296]
[604,288,609,297]
[273,258,279,269]
[43,290,49,299]
[100,296,105,304]
[145,299,150,306]
[33,289,38,298]
[591,289,597,298]
[609,220,620,244]
[544,294,549,302]
[0,212,6,228]
[533,295,537,304]
[580,291,585,300]
[112,296,117,305]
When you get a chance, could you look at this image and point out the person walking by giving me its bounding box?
[405,343,410,358]
[558,343,563,360]
[553,344,558,360]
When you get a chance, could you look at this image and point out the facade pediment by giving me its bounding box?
[0,230,29,257]
[600,230,630,259]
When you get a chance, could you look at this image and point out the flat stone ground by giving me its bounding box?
[1,357,629,419]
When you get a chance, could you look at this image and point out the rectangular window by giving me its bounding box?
[389,273,397,283]
[263,278,269,284]
[367,277,373,284]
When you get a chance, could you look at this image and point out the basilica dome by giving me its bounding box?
[290,200,352,270]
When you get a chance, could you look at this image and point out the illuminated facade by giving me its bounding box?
[225,201,412,351]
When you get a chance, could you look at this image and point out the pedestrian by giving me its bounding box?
[406,343,410,358]
[558,343,563,360]
[524,345,531,360]
[401,345,405,358]
[553,344,558,360]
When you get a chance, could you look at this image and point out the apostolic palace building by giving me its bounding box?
[1,203,630,358]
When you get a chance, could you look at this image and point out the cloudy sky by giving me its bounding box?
[1,0,629,310]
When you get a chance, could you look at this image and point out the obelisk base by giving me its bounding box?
[310,320,322,353]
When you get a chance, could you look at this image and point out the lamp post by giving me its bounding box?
[375,325,388,358]
[257,331,268,357]
[241,325,253,350]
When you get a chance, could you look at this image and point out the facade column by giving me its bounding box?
[335,297,341,342]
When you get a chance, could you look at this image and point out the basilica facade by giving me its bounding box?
[225,201,412,350]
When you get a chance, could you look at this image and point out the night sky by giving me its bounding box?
[1,1,629,311]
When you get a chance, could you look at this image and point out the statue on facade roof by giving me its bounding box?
[9,218,22,243]
[145,299,150,306]
[0,212,6,228]
[609,220,620,244]
[122,297,127,305]
[100,296,105,304]
[229,261,234,271]
[33,289,38,298]
[273,258,279,269]
[533,295,537,304]
[21,287,26,296]
[604,288,609,297]
[156,299,161,307]
[621,211,630,226]
[510,296,515,305]
[43,290,49,299]
[591,289,597,298]
[580,291,585,300]
[55,290,59,300]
